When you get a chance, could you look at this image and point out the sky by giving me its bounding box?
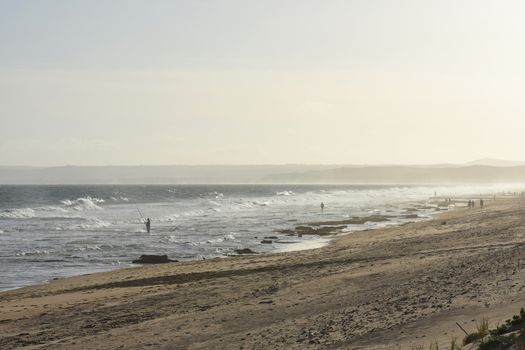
[2,0,525,166]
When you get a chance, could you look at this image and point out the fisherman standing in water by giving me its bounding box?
[321,202,325,211]
[145,218,151,233]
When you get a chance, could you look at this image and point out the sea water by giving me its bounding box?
[0,184,522,291]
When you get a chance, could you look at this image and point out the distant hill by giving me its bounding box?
[0,165,340,184]
[261,165,525,184]
[1,161,525,184]
[463,158,525,167]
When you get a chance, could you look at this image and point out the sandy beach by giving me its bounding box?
[1,197,525,349]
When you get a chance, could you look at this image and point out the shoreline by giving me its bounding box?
[2,197,524,349]
[1,184,512,293]
[0,196,440,293]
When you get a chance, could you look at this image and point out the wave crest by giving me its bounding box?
[61,197,104,211]
[276,191,295,196]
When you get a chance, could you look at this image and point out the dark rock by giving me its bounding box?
[132,255,177,264]
[264,236,278,239]
[234,248,257,255]
[403,214,419,219]
[261,239,273,244]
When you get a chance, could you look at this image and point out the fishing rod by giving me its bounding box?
[131,198,145,223]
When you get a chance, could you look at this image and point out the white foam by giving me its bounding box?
[78,218,111,230]
[35,206,69,213]
[205,233,237,244]
[16,249,53,256]
[57,218,112,231]
[157,206,227,222]
[61,197,104,211]
[274,237,331,253]
[0,205,82,220]
[276,191,295,196]
[233,202,254,209]
[0,208,36,218]
[76,245,102,251]
[167,235,179,243]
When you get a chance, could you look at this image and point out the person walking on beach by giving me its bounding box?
[145,218,151,233]
[321,202,325,212]
[480,199,484,209]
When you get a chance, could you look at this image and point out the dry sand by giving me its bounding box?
[2,198,525,349]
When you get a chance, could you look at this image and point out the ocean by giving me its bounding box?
[0,184,521,291]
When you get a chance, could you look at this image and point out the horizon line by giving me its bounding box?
[2,159,525,168]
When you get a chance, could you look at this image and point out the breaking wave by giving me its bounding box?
[76,245,102,251]
[276,191,295,196]
[16,249,53,256]
[206,233,237,244]
[0,206,74,219]
[61,197,104,211]
[0,208,36,218]
[180,233,239,246]
[37,206,68,213]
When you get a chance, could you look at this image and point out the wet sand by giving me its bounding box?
[1,198,525,349]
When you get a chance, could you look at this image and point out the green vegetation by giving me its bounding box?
[464,318,490,344]
[381,309,525,350]
[387,337,462,350]
[386,309,525,350]
[449,337,462,350]
[463,308,525,349]
[490,308,525,336]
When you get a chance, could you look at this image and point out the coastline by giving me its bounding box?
[1,183,459,292]
[0,193,441,293]
[2,197,524,349]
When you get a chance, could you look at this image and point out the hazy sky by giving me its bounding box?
[2,0,525,166]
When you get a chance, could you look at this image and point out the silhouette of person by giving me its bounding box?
[480,199,484,209]
[145,218,151,233]
[321,202,325,211]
